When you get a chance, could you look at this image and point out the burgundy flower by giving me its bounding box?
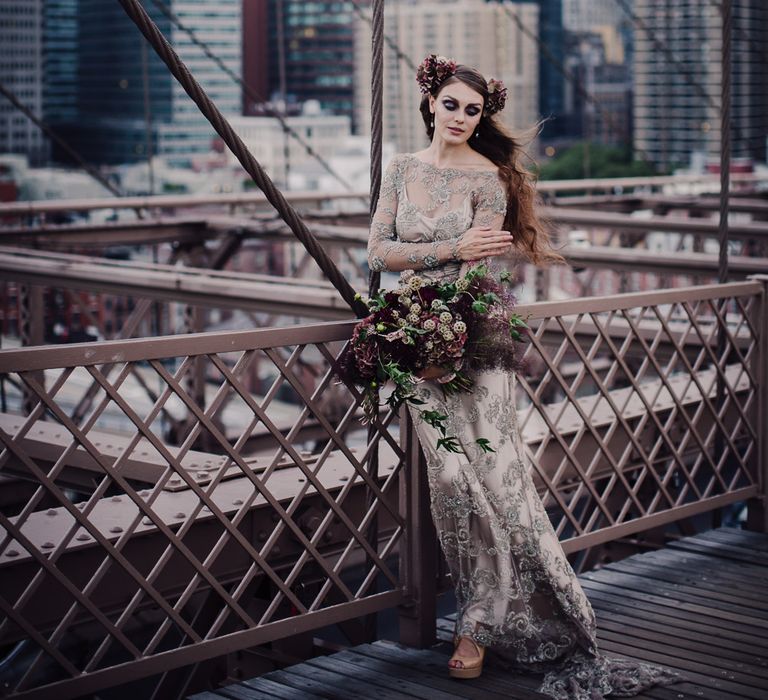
[416,54,457,95]
[338,263,527,449]
[484,78,508,116]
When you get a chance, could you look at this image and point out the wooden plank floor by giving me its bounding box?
[191,525,768,699]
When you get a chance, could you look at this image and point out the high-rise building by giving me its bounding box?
[264,0,358,127]
[43,0,78,161]
[0,1,47,164]
[562,29,632,149]
[577,38,631,147]
[69,0,241,166]
[634,0,768,170]
[557,0,633,149]
[562,0,622,32]
[354,0,539,155]
[536,0,566,139]
[43,0,78,125]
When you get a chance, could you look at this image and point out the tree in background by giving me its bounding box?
[537,142,664,180]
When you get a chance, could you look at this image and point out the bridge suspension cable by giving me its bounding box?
[117,0,368,317]
[148,0,360,196]
[368,0,385,298]
[718,0,732,284]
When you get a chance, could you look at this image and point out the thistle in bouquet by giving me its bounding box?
[460,264,530,375]
[338,263,529,453]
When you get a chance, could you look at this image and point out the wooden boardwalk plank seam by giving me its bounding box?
[190,526,768,699]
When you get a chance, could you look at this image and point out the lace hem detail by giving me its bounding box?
[410,369,686,699]
[487,647,685,699]
[539,649,686,699]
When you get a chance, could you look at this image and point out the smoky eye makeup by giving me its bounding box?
[441,98,481,116]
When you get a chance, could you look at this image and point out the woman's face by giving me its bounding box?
[429,81,484,144]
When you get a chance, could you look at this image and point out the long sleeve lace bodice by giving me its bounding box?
[367,153,508,283]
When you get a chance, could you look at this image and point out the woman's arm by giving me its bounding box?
[471,173,508,231]
[367,158,512,272]
[453,174,512,263]
[367,155,461,273]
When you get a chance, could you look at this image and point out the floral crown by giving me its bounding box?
[415,53,507,116]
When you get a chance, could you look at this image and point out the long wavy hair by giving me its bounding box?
[420,65,564,266]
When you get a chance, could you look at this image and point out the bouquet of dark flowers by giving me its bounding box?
[338,263,529,453]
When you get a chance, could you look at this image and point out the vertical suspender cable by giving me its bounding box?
[715,0,732,530]
[719,0,732,284]
[363,0,386,644]
[368,0,385,298]
[116,0,367,317]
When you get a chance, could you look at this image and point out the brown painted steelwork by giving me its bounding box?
[0,280,764,698]
[0,247,355,320]
[0,171,765,219]
[4,207,768,246]
[553,193,768,216]
[0,245,765,334]
[0,321,405,699]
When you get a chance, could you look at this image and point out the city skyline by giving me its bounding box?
[633,0,768,170]
[0,0,766,182]
[354,1,540,155]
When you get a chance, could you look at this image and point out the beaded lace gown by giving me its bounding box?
[367,153,685,699]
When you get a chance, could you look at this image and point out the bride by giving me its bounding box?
[366,54,685,699]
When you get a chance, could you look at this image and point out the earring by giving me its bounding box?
[474,130,479,138]
[430,119,434,128]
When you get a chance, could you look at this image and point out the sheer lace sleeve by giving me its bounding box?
[463,171,510,275]
[471,173,508,230]
[367,155,460,273]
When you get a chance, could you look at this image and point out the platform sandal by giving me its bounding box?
[448,634,485,679]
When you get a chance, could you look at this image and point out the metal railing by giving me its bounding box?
[0,278,765,697]
[399,276,767,643]
[0,321,404,698]
[517,280,764,548]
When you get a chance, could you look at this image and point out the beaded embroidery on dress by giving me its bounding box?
[367,153,686,699]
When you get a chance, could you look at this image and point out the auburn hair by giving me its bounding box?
[419,65,564,266]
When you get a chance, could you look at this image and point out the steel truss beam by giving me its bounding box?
[4,207,768,247]
[0,247,354,320]
[0,171,766,219]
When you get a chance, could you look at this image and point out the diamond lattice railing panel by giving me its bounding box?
[514,288,761,543]
[0,323,407,696]
[0,281,763,698]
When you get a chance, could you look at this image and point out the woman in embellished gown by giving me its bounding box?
[366,55,685,699]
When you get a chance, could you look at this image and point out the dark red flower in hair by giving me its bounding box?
[416,54,457,95]
[484,78,507,116]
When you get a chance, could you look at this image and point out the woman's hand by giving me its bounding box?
[417,365,451,381]
[454,226,513,261]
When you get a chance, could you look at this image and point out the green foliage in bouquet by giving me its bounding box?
[339,264,528,453]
